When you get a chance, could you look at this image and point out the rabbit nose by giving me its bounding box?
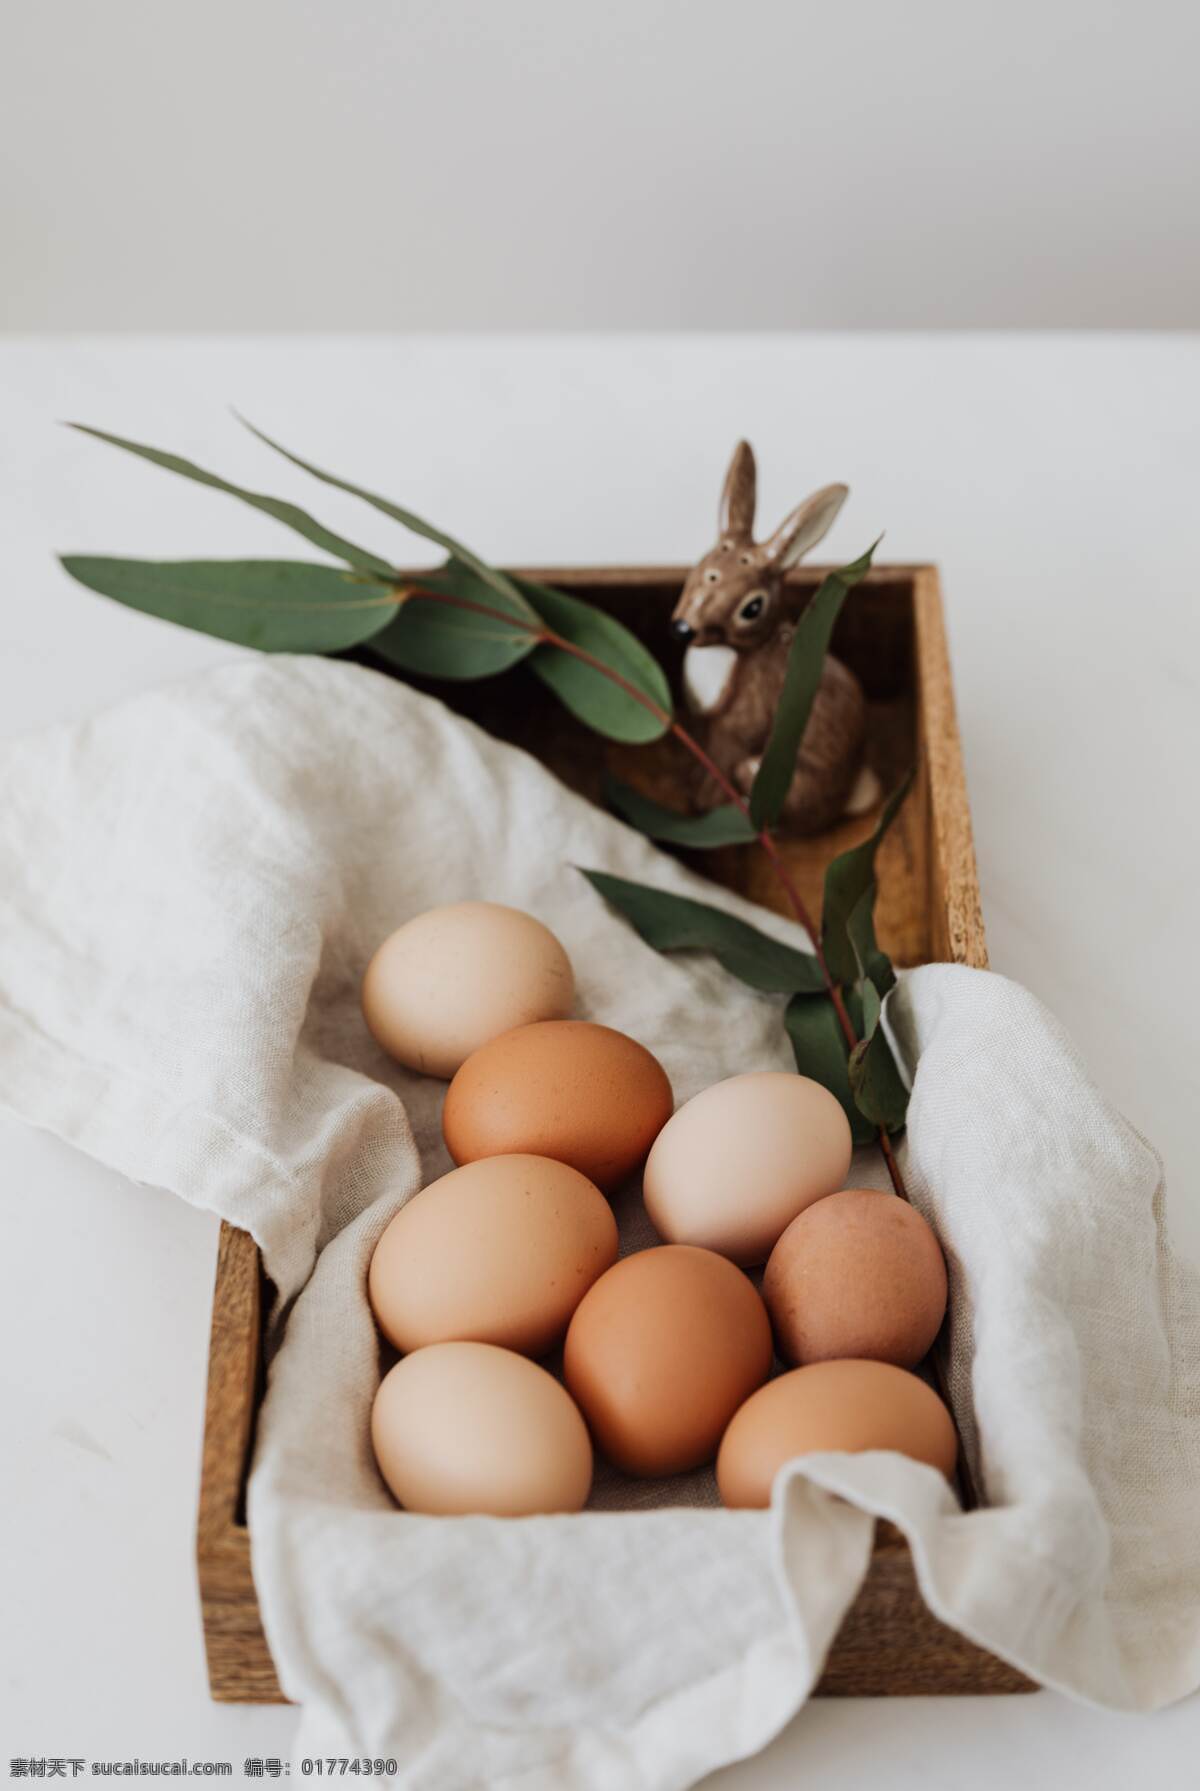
[671,618,696,642]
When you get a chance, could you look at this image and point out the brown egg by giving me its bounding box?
[371,1342,593,1516]
[642,1072,853,1266]
[763,1189,947,1369]
[563,1244,773,1476]
[442,1020,674,1193]
[368,1155,619,1357]
[362,901,574,1079]
[716,1359,958,1508]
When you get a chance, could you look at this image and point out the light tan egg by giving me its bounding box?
[442,1020,674,1193]
[716,1359,958,1509]
[368,1155,619,1357]
[763,1188,947,1369]
[361,901,574,1078]
[371,1341,593,1516]
[642,1071,853,1266]
[562,1244,773,1476]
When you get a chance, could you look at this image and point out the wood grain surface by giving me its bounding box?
[197,564,1030,1701]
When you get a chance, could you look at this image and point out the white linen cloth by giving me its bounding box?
[0,655,1197,1788]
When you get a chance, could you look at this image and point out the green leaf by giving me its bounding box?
[370,559,540,680]
[66,424,395,579]
[603,776,757,847]
[848,991,910,1133]
[821,768,915,984]
[784,990,876,1145]
[580,868,824,993]
[846,883,896,999]
[516,578,673,744]
[235,416,536,616]
[57,557,400,653]
[748,539,881,829]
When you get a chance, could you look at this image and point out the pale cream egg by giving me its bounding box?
[642,1071,853,1266]
[361,901,574,1079]
[371,1341,593,1517]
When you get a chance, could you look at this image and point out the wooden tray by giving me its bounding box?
[197,563,1034,1701]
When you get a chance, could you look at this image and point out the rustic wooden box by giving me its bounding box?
[197,563,1033,1702]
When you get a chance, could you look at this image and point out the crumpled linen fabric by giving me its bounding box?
[0,655,1196,1789]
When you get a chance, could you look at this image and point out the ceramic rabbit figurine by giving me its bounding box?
[671,441,880,834]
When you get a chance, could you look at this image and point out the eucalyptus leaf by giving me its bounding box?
[371,560,541,679]
[57,557,399,652]
[848,996,910,1133]
[784,990,876,1144]
[604,776,757,847]
[580,868,825,994]
[846,883,896,999]
[821,768,915,985]
[518,578,672,744]
[236,416,535,615]
[66,425,394,579]
[749,539,880,829]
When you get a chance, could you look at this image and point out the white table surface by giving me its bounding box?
[1,335,1197,1786]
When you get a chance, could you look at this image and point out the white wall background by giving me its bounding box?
[3,0,1198,332]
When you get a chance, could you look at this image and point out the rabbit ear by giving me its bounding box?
[719,441,757,539]
[764,482,849,569]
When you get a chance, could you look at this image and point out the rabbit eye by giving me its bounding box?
[739,552,754,565]
[739,592,767,622]
[704,567,721,584]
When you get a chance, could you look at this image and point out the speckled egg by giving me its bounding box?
[764,1188,947,1369]
[442,1020,674,1193]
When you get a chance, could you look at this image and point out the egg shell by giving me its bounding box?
[716,1359,958,1508]
[563,1244,773,1476]
[442,1020,674,1193]
[371,1341,593,1516]
[642,1071,853,1266]
[362,901,574,1079]
[763,1188,947,1369]
[368,1155,619,1357]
